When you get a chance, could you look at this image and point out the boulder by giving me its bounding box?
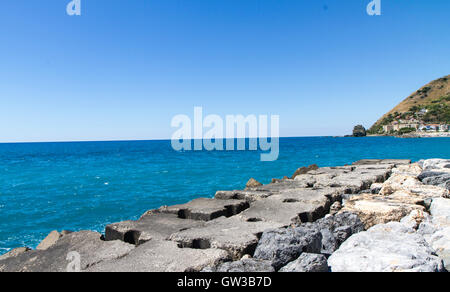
[420,226,450,271]
[302,212,365,255]
[36,230,62,251]
[253,226,322,270]
[392,163,423,176]
[418,159,450,171]
[429,198,450,227]
[279,253,328,272]
[379,170,448,198]
[418,172,450,190]
[202,258,275,272]
[379,174,423,195]
[246,178,263,189]
[291,164,319,179]
[340,193,425,229]
[400,210,431,230]
[418,198,450,270]
[328,222,445,272]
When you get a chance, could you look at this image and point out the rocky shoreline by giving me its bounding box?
[1,158,449,272]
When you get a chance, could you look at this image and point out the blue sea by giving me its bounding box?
[1,137,449,255]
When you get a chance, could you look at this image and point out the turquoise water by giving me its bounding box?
[1,137,449,254]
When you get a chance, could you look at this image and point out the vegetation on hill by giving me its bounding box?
[368,75,450,135]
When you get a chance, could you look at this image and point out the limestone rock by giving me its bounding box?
[421,227,450,271]
[36,230,63,251]
[379,174,422,195]
[328,222,445,272]
[246,178,263,189]
[429,198,450,227]
[419,198,450,270]
[370,183,383,194]
[391,163,423,176]
[340,193,425,229]
[400,210,431,230]
[291,164,319,179]
[418,159,450,171]
[279,253,328,272]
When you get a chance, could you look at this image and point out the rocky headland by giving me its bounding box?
[1,158,449,272]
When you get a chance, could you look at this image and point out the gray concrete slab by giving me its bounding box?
[169,216,283,260]
[0,231,134,272]
[86,240,230,272]
[105,212,206,244]
[158,197,249,221]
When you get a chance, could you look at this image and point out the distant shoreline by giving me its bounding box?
[367,132,450,138]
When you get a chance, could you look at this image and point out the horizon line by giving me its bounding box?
[0,135,364,144]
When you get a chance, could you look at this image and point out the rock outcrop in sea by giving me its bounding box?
[352,125,367,137]
[0,158,449,272]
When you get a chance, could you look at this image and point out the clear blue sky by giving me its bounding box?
[0,0,449,142]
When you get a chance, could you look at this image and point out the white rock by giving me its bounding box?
[400,210,431,230]
[419,159,450,172]
[328,222,445,272]
[429,198,450,227]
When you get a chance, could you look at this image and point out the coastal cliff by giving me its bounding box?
[0,159,449,272]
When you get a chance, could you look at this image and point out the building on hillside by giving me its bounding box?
[392,122,419,132]
[383,125,394,133]
[439,124,449,132]
[383,120,419,133]
[423,124,440,131]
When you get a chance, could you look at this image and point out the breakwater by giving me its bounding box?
[0,158,449,272]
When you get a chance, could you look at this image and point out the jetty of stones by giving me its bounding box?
[1,159,449,272]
